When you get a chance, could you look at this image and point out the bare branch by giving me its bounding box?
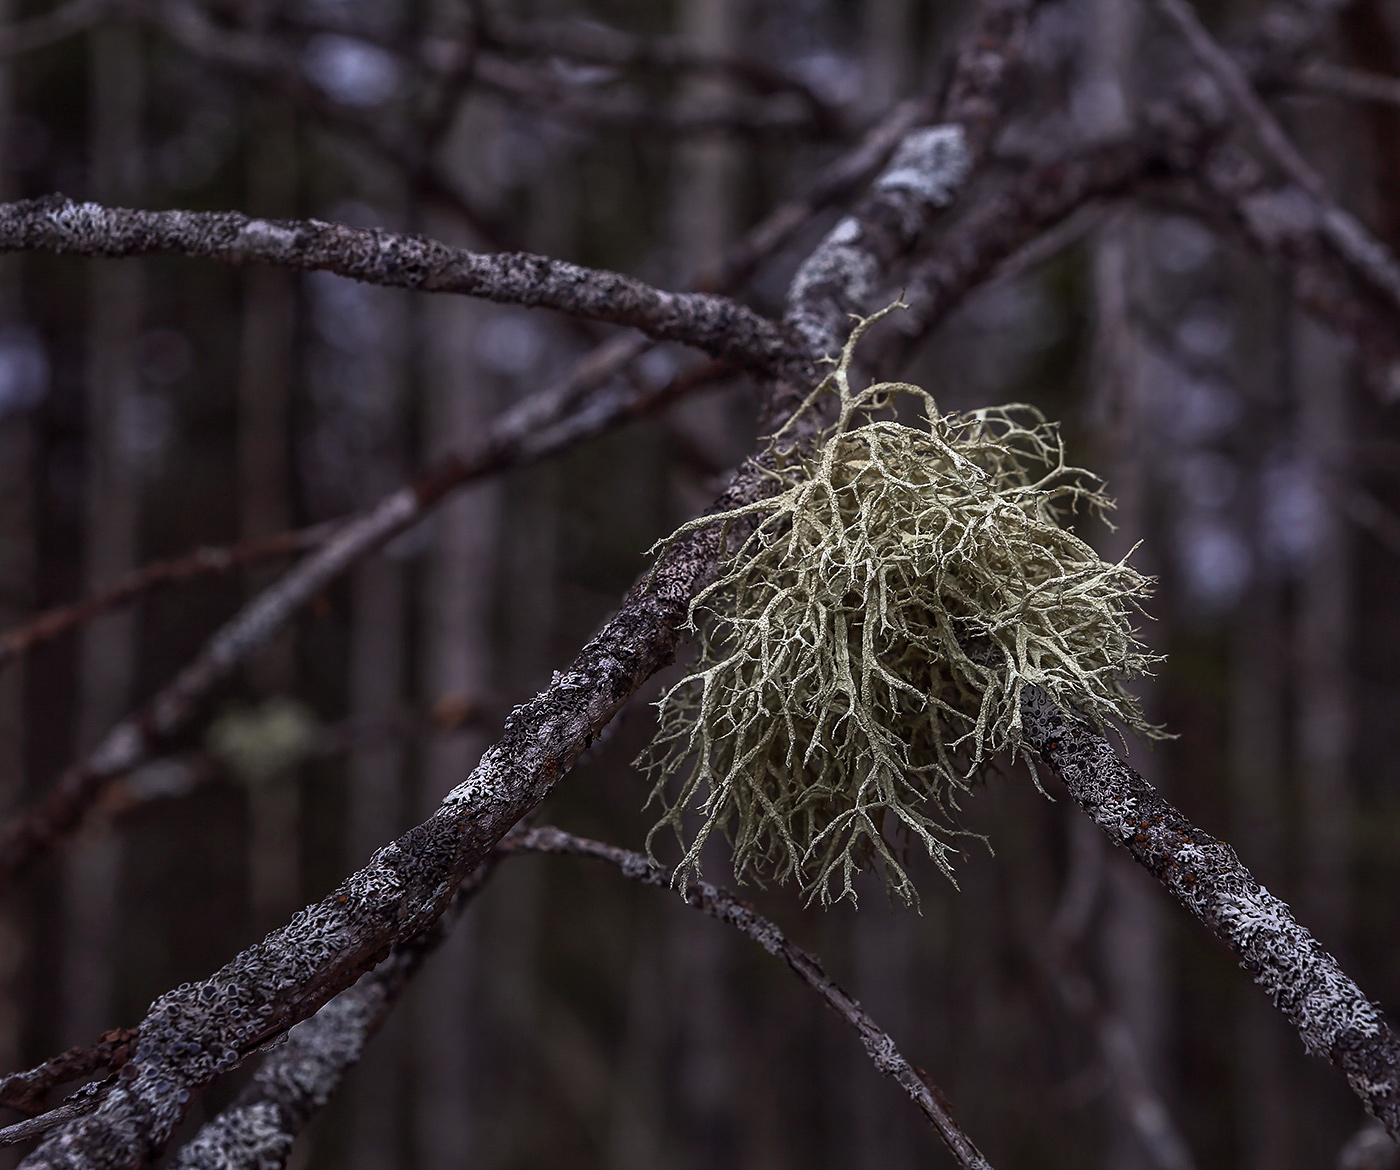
[1191,139,1400,397]
[141,0,509,245]
[0,357,725,885]
[0,0,106,60]
[1021,687,1400,1140]
[1297,60,1400,109]
[475,10,841,129]
[0,1098,104,1150]
[0,197,794,374]
[0,525,336,673]
[504,826,994,1170]
[0,1031,136,1118]
[471,55,821,139]
[1150,0,1400,316]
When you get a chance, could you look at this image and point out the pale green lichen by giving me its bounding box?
[641,309,1159,906]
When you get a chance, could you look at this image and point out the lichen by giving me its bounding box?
[640,308,1159,906]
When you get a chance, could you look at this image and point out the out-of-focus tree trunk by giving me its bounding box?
[1082,4,1174,1166]
[0,0,32,1111]
[667,2,743,1165]
[1231,451,1294,1169]
[1286,106,1354,957]
[239,99,298,698]
[861,0,910,115]
[239,101,302,937]
[61,21,144,1048]
[1291,336,1353,948]
[413,204,501,1170]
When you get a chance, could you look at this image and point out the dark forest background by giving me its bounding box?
[1,0,1399,1166]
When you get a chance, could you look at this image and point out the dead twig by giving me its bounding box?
[504,826,994,1170]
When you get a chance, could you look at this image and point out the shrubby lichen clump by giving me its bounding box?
[642,313,1159,906]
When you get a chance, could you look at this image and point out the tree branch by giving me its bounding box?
[0,356,726,885]
[1149,0,1400,316]
[166,862,498,1170]
[503,826,994,1170]
[13,101,990,1169]
[1296,60,1400,110]
[0,1031,136,1119]
[0,0,106,60]
[1021,687,1400,1140]
[0,196,794,375]
[0,525,336,673]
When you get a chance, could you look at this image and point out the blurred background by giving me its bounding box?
[0,0,1399,1166]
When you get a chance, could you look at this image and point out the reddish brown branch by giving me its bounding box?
[0,1030,136,1119]
[0,526,335,673]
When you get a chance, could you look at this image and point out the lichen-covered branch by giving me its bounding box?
[13,98,993,1168]
[503,826,993,1170]
[779,0,1034,369]
[166,865,497,1170]
[0,196,794,375]
[1021,688,1400,1140]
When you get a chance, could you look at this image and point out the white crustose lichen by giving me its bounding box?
[641,309,1160,906]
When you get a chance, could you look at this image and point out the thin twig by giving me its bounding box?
[503,826,994,1170]
[0,0,106,61]
[0,1098,101,1149]
[475,10,841,130]
[0,525,336,673]
[1297,60,1400,110]
[1149,0,1400,316]
[0,1030,136,1118]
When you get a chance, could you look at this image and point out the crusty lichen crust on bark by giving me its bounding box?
[642,310,1160,905]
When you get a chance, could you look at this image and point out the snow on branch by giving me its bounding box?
[0,196,796,375]
[504,826,994,1170]
[1021,689,1400,1140]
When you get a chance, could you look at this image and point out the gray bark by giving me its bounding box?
[0,197,796,377]
[1021,689,1400,1140]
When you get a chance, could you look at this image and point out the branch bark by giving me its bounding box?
[0,196,794,375]
[1021,688,1400,1140]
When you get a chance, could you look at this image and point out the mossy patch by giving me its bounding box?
[641,310,1159,906]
